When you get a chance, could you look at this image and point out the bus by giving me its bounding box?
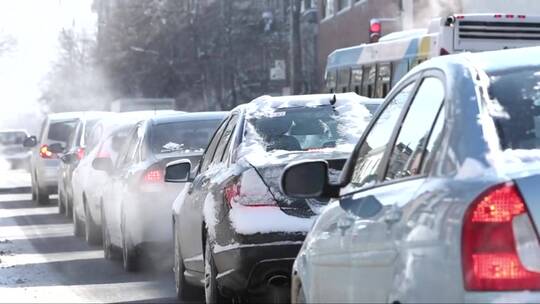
[325,13,540,97]
[110,98,176,112]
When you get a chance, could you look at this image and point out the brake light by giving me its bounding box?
[440,48,450,56]
[143,169,163,183]
[456,15,465,20]
[39,145,54,159]
[494,14,503,18]
[518,15,526,19]
[223,172,277,208]
[76,147,85,160]
[462,183,540,291]
[506,14,515,19]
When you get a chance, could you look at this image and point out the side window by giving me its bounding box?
[200,118,229,172]
[362,65,376,97]
[351,68,363,94]
[326,70,337,93]
[421,106,445,174]
[385,77,445,180]
[337,68,350,93]
[376,63,391,98]
[117,128,139,168]
[349,82,415,188]
[212,115,239,165]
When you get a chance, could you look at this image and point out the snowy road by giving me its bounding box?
[0,190,181,303]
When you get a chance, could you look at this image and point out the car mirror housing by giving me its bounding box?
[165,159,192,183]
[48,143,65,154]
[23,136,37,148]
[281,160,339,199]
[92,157,114,174]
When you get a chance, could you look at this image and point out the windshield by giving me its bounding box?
[150,119,222,154]
[490,67,540,151]
[0,131,27,145]
[245,103,373,153]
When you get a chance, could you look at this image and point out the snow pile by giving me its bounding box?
[228,205,314,235]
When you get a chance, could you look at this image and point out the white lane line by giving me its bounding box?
[1,223,73,240]
[0,206,58,218]
[1,250,104,267]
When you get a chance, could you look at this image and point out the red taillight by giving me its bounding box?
[143,169,163,183]
[456,15,465,19]
[462,183,540,291]
[440,48,450,56]
[39,145,54,159]
[494,14,503,18]
[76,147,85,160]
[506,14,515,19]
[223,175,277,208]
[518,15,527,19]
[224,182,241,207]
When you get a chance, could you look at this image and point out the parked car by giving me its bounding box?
[58,112,110,216]
[282,46,540,303]
[165,93,381,302]
[97,112,226,271]
[24,113,82,204]
[0,129,31,170]
[71,111,174,244]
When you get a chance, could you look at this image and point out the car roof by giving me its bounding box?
[149,111,228,125]
[47,111,110,122]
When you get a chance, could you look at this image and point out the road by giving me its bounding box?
[0,170,181,303]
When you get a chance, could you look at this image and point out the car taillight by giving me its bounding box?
[223,171,277,208]
[39,145,54,159]
[462,183,540,291]
[76,147,85,160]
[143,169,163,183]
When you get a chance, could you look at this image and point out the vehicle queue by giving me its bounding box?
[17,13,540,304]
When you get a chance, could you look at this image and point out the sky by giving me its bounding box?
[0,0,95,131]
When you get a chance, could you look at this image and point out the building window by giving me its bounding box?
[323,0,334,19]
[337,0,350,12]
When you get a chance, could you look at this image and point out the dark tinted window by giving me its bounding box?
[212,115,238,164]
[47,120,78,144]
[150,119,222,154]
[385,78,445,180]
[200,118,229,172]
[0,131,27,145]
[349,82,415,188]
[490,67,540,150]
[362,65,376,97]
[376,63,391,98]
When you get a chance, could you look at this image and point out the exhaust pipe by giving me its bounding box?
[267,274,290,287]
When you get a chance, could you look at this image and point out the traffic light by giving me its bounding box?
[369,19,381,43]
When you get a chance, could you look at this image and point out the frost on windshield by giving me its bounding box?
[236,93,373,165]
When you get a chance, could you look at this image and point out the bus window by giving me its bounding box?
[351,68,363,95]
[337,68,351,93]
[375,63,391,98]
[326,70,337,93]
[362,65,376,97]
[392,59,408,87]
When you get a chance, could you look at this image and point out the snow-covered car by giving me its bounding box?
[24,113,81,204]
[97,112,226,272]
[58,112,110,216]
[282,47,540,303]
[0,129,31,170]
[71,111,177,244]
[166,93,380,302]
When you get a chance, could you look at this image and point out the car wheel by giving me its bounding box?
[204,235,229,304]
[65,189,74,218]
[73,209,84,237]
[101,205,119,260]
[84,201,102,245]
[122,233,138,272]
[174,225,201,301]
[35,183,49,205]
[58,191,66,215]
[31,174,37,201]
[295,284,307,304]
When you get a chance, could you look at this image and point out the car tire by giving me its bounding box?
[204,235,229,304]
[174,225,201,301]
[65,189,73,218]
[35,183,49,205]
[102,205,119,260]
[295,284,307,304]
[73,209,84,237]
[122,234,138,272]
[84,201,102,245]
[31,175,36,201]
[58,191,66,215]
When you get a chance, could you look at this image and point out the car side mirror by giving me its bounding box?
[92,157,113,174]
[23,136,37,148]
[48,143,65,154]
[281,160,339,198]
[61,153,78,164]
[339,195,383,219]
[165,159,192,183]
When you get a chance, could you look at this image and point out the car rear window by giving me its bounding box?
[47,120,78,144]
[150,119,222,154]
[0,132,27,145]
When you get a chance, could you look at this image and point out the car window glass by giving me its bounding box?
[200,118,229,172]
[421,106,445,174]
[376,63,391,98]
[362,65,376,97]
[212,115,238,165]
[385,77,445,180]
[349,82,415,189]
[117,128,139,168]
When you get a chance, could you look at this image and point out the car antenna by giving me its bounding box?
[330,94,337,106]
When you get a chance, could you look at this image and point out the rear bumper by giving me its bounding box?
[465,292,540,303]
[36,160,60,188]
[213,234,305,295]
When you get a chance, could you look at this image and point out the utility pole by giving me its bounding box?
[289,0,303,94]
